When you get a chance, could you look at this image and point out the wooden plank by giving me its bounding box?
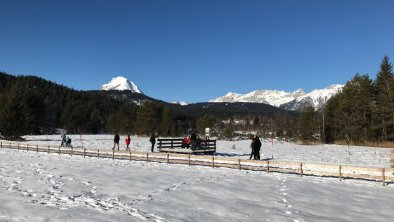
[341,165,382,172]
[270,160,300,167]
[339,165,342,181]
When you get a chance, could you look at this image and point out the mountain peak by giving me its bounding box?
[101,76,142,93]
[291,88,305,97]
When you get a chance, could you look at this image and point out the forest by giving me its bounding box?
[0,55,392,145]
[297,56,394,145]
[0,72,296,140]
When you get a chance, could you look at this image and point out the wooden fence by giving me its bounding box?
[1,142,393,186]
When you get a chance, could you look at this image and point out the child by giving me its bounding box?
[125,135,131,151]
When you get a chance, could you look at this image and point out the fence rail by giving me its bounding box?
[1,142,393,186]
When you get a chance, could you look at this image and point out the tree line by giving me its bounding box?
[0,72,296,140]
[297,56,394,145]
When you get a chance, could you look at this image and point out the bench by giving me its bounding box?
[158,138,216,155]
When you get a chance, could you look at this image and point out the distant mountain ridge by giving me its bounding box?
[210,84,343,111]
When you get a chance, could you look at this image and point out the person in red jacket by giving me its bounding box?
[125,135,131,151]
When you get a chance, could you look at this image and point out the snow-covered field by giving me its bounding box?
[8,134,394,167]
[1,135,394,221]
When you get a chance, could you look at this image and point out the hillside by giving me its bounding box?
[0,72,297,138]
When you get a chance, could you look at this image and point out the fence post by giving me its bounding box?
[146,153,149,162]
[47,146,50,154]
[84,148,86,158]
[238,159,241,170]
[267,160,270,173]
[129,152,132,161]
[212,157,215,168]
[300,163,303,177]
[9,143,11,149]
[59,147,61,155]
[167,153,169,164]
[0,142,2,148]
[339,165,342,181]
[112,150,115,160]
[36,145,38,153]
[97,150,100,159]
[17,144,20,150]
[382,168,386,186]
[71,147,73,157]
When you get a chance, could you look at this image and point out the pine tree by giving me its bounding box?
[297,107,318,143]
[324,94,341,143]
[374,56,394,141]
[337,74,374,143]
[0,86,33,140]
[135,101,162,135]
[196,114,215,135]
[159,106,174,136]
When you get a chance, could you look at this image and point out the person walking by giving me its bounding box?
[149,133,156,152]
[125,135,131,151]
[113,132,120,150]
[249,135,256,160]
[60,131,67,147]
[254,135,262,160]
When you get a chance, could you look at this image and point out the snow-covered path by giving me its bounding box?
[1,148,393,221]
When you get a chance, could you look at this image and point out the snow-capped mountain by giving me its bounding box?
[210,89,305,107]
[210,84,343,111]
[101,76,142,93]
[280,84,343,111]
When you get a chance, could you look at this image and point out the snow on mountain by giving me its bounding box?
[172,101,188,106]
[210,84,343,111]
[281,84,343,111]
[101,76,142,93]
[210,89,305,107]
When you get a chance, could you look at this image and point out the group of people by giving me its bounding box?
[60,131,263,158]
[60,132,72,148]
[112,132,157,152]
[181,132,203,150]
[249,135,262,160]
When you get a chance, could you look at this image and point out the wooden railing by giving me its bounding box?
[1,142,393,186]
[157,138,216,154]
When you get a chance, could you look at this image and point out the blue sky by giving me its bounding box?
[1,0,393,103]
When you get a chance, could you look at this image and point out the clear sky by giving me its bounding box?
[1,0,393,103]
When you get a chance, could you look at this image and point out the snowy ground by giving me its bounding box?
[0,147,394,222]
[1,135,394,221]
[6,134,394,167]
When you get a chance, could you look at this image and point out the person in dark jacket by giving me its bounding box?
[254,136,262,160]
[249,136,256,160]
[149,133,156,152]
[249,135,261,160]
[113,132,120,150]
